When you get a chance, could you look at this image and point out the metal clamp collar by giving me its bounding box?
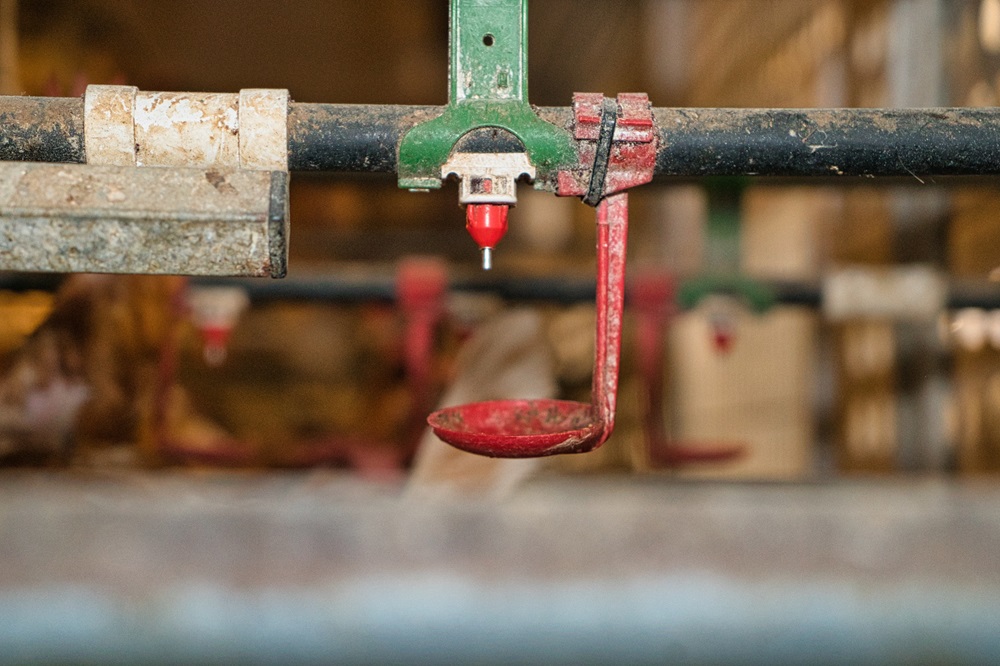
[557,92,657,205]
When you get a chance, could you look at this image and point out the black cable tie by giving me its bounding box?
[583,96,618,207]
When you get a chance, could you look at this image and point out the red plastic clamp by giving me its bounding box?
[557,92,657,202]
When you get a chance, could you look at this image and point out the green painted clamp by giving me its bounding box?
[398,0,576,191]
[678,275,776,314]
[677,177,776,314]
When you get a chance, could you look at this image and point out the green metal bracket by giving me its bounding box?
[704,177,746,275]
[678,275,776,314]
[679,178,776,314]
[397,0,576,190]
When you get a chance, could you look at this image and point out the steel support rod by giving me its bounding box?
[4,97,1000,179]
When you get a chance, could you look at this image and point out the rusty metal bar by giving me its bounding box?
[0,162,288,276]
[5,96,1000,180]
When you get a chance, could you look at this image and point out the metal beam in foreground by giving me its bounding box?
[0,162,288,277]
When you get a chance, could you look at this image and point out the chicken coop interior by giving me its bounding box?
[3,0,1000,662]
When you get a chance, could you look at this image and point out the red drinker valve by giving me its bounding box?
[465,203,509,270]
[199,325,233,367]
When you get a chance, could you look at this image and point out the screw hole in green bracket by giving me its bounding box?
[397,0,576,192]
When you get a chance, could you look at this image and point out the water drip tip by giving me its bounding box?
[466,203,509,270]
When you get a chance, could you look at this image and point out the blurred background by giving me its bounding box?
[2,0,1000,480]
[5,1,1000,662]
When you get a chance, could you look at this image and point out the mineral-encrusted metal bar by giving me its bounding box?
[0,162,288,276]
[5,96,1000,179]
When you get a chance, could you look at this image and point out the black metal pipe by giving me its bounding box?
[948,280,1000,310]
[198,272,597,305]
[286,104,578,172]
[289,104,1000,178]
[287,104,441,172]
[0,96,85,163]
[652,107,1000,178]
[6,96,1000,179]
[2,270,999,311]
[169,276,1000,312]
